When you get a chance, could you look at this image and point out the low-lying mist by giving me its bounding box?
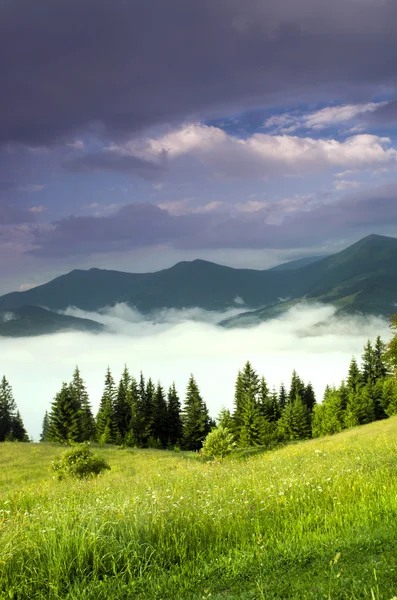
[1,303,391,440]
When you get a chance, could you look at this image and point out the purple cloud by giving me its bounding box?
[1,0,397,146]
[25,182,397,256]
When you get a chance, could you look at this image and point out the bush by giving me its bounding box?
[201,426,236,460]
[52,444,110,480]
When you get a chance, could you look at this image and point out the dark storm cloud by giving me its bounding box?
[1,0,397,146]
[26,182,397,256]
[366,100,397,127]
[0,205,36,225]
[0,182,16,192]
[64,152,166,181]
[0,181,36,224]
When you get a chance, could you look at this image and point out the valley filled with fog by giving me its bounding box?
[1,303,390,440]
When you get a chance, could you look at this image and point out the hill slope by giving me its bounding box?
[0,305,104,336]
[269,254,328,271]
[222,234,397,327]
[1,417,397,599]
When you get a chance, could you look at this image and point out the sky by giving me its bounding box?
[1,0,397,293]
[1,303,390,440]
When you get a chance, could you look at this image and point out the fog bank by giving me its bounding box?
[0,303,391,440]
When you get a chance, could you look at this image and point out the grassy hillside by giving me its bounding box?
[2,419,397,599]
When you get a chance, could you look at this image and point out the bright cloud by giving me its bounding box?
[264,102,387,132]
[107,124,397,180]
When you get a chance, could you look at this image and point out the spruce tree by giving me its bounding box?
[40,411,50,442]
[70,366,95,441]
[288,370,305,404]
[113,366,133,443]
[361,341,376,384]
[384,377,397,416]
[233,362,260,435]
[48,383,82,443]
[166,383,183,447]
[182,375,210,450]
[152,382,168,448]
[143,378,156,446]
[217,407,234,430]
[129,372,147,447]
[11,411,29,442]
[278,395,311,441]
[260,386,281,423]
[238,394,263,447]
[313,388,345,436]
[279,383,288,411]
[0,376,18,441]
[374,336,389,380]
[96,367,117,444]
[344,385,375,428]
[347,357,363,393]
[302,383,316,413]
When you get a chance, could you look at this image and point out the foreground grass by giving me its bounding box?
[1,421,397,599]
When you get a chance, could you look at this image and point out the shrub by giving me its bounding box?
[201,425,236,460]
[51,444,110,480]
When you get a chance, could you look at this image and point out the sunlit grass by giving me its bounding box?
[1,419,397,599]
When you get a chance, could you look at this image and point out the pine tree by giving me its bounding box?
[40,411,50,442]
[217,407,234,429]
[129,372,147,447]
[182,375,210,451]
[338,381,349,411]
[344,385,375,428]
[166,382,183,447]
[374,336,389,380]
[11,411,29,442]
[152,382,168,448]
[288,370,305,404]
[143,378,156,446]
[233,362,260,434]
[48,383,82,443]
[312,388,345,437]
[0,376,18,441]
[279,383,288,411]
[361,341,376,384]
[386,315,397,375]
[302,382,316,413]
[70,366,95,441]
[238,394,263,447]
[278,395,311,441]
[260,386,281,423]
[113,366,132,443]
[347,357,363,393]
[384,377,397,416]
[96,367,117,444]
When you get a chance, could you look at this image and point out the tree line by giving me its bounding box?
[2,320,397,449]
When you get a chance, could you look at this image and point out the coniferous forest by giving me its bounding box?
[2,316,397,449]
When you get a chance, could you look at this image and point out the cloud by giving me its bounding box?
[334,180,361,191]
[109,124,397,181]
[0,205,37,225]
[0,302,390,440]
[0,181,16,193]
[264,102,387,132]
[1,0,397,146]
[23,180,397,256]
[20,184,45,193]
[64,151,166,181]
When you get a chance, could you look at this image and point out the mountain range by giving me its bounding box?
[0,234,396,336]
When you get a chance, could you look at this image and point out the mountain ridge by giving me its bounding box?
[1,233,397,334]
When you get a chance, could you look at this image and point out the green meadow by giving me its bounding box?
[1,419,397,600]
